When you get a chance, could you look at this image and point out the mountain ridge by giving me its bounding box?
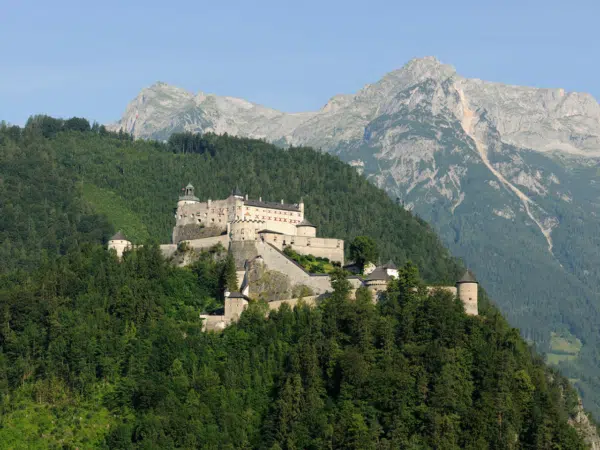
[110,58,600,416]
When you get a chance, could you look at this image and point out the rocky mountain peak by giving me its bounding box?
[380,56,457,88]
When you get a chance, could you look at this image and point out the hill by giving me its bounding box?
[111,58,600,415]
[0,119,595,448]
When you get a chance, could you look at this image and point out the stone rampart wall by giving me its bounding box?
[185,235,230,251]
[267,296,319,311]
[255,241,333,295]
[261,233,345,264]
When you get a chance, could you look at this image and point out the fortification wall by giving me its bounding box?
[184,235,230,251]
[426,286,458,296]
[159,244,177,259]
[255,241,333,295]
[260,233,344,264]
[230,220,265,242]
[200,314,227,332]
[268,296,319,311]
[175,198,238,231]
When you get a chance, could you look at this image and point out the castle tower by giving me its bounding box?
[456,270,478,316]
[178,182,200,207]
[363,267,391,302]
[296,218,316,237]
[108,231,132,259]
[232,185,244,200]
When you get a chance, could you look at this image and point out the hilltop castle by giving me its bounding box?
[108,183,478,331]
[170,184,344,264]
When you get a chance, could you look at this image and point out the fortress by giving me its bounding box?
[108,183,478,331]
[170,184,344,264]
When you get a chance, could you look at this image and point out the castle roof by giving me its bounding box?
[232,186,243,197]
[244,198,301,212]
[257,229,283,235]
[110,231,128,241]
[186,182,194,189]
[364,267,391,282]
[227,291,250,300]
[296,218,315,227]
[457,270,478,284]
[381,260,397,270]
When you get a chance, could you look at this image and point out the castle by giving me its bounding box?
[170,184,344,264]
[108,183,479,331]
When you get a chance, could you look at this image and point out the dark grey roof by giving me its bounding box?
[244,199,301,212]
[110,231,128,241]
[233,186,243,197]
[257,229,283,235]
[457,270,478,284]
[381,260,397,270]
[296,218,315,227]
[228,291,250,300]
[365,267,391,282]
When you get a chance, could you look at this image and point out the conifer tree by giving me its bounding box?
[222,251,239,292]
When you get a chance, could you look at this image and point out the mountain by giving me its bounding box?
[111,57,600,414]
[0,122,596,448]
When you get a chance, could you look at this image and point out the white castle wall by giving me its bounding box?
[175,194,305,241]
[108,239,132,258]
[260,233,344,264]
[458,282,478,316]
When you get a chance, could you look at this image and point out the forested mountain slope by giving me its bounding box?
[0,119,596,448]
[111,57,600,415]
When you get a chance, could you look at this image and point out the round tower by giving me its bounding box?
[363,266,391,299]
[108,231,132,259]
[296,218,316,237]
[456,270,478,316]
[177,182,200,207]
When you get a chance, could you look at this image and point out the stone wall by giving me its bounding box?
[184,235,230,252]
[268,296,319,311]
[260,232,344,264]
[458,283,478,316]
[254,241,333,295]
[159,244,177,259]
[173,223,226,243]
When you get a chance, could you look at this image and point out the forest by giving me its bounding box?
[0,117,594,448]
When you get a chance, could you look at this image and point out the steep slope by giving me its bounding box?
[111,58,600,415]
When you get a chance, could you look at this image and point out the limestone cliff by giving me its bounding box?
[111,58,600,418]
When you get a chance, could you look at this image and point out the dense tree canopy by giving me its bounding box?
[0,118,593,447]
[349,235,379,270]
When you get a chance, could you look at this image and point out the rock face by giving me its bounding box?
[112,57,600,416]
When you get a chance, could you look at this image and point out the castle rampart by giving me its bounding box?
[110,184,480,333]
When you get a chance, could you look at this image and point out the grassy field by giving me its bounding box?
[546,331,582,365]
[83,183,150,242]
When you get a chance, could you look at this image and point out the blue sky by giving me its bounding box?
[1,0,598,125]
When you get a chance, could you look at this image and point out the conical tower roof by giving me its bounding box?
[110,230,128,241]
[186,182,194,189]
[296,218,315,227]
[364,267,391,282]
[457,270,477,284]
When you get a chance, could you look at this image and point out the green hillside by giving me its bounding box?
[0,118,594,448]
